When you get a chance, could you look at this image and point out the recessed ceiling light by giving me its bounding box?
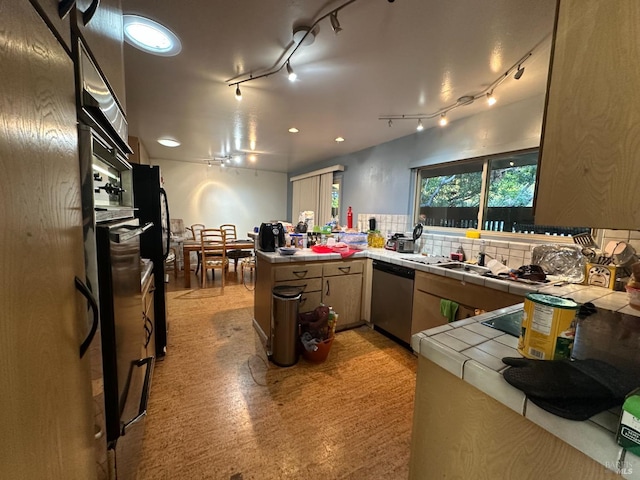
[335,137,345,142]
[123,15,182,56]
[249,155,257,162]
[288,127,299,133]
[157,138,180,147]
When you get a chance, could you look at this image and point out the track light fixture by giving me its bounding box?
[226,0,360,97]
[330,12,342,34]
[388,119,393,127]
[378,36,546,128]
[416,119,424,131]
[514,65,525,80]
[286,61,297,82]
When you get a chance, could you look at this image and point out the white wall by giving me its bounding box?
[154,159,288,237]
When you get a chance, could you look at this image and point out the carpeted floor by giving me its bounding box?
[136,273,417,480]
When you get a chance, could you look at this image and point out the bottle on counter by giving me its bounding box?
[347,206,353,229]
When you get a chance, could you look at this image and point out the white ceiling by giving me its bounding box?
[122,0,557,173]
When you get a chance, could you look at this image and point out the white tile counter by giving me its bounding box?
[412,303,639,479]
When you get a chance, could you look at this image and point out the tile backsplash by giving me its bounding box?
[357,213,410,236]
[416,234,532,269]
[356,215,640,270]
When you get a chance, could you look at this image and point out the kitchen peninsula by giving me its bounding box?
[409,295,639,479]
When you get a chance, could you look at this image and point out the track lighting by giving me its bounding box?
[388,119,393,127]
[226,0,360,97]
[286,61,297,82]
[416,119,424,131]
[330,12,342,34]
[378,35,546,128]
[207,161,212,167]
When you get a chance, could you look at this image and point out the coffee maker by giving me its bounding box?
[258,222,285,252]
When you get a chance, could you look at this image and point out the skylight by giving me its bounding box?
[123,15,182,57]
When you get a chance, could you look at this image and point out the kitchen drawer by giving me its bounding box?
[274,278,322,293]
[273,263,323,282]
[414,271,521,312]
[299,291,322,313]
[323,260,364,277]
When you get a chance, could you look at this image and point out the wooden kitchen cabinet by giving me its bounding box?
[254,257,365,347]
[322,261,364,330]
[32,0,73,51]
[72,0,127,111]
[410,357,620,479]
[535,0,640,229]
[128,136,150,165]
[1,2,97,477]
[272,263,323,314]
[411,271,522,334]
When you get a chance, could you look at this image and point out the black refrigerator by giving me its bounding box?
[132,164,170,359]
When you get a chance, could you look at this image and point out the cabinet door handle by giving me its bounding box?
[83,0,100,25]
[293,270,308,278]
[338,266,351,273]
[58,0,75,19]
[325,280,330,296]
[143,313,154,348]
[75,276,98,359]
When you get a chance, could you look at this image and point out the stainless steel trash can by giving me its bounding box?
[271,285,302,367]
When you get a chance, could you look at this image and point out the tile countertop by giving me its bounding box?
[257,247,637,316]
[411,304,640,479]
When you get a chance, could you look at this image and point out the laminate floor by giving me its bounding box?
[137,268,417,479]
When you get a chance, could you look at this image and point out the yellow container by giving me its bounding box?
[517,293,579,360]
[465,230,481,239]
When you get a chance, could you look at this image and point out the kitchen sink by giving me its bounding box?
[434,262,490,275]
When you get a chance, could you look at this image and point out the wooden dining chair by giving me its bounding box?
[200,228,229,289]
[165,246,178,279]
[189,223,205,275]
[220,223,252,271]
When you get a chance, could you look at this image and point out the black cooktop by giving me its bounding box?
[481,310,524,337]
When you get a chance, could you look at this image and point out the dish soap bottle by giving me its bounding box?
[347,206,353,229]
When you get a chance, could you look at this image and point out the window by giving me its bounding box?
[416,150,590,236]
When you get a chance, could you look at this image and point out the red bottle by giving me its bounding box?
[347,206,353,229]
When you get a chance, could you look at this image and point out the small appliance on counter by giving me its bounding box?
[258,222,285,252]
[384,233,415,253]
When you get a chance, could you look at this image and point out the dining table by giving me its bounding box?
[182,239,255,288]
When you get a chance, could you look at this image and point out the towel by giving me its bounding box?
[440,299,459,323]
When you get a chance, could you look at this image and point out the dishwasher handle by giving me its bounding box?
[373,260,415,279]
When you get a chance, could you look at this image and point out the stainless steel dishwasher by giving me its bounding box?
[371,260,415,344]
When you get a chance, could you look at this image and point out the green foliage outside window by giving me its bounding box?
[420,172,482,207]
[487,165,536,207]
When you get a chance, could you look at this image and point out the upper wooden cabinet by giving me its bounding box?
[31,0,72,52]
[128,136,150,164]
[73,0,126,112]
[534,0,640,229]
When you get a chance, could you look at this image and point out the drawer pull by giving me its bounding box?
[293,270,308,278]
[338,266,351,273]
